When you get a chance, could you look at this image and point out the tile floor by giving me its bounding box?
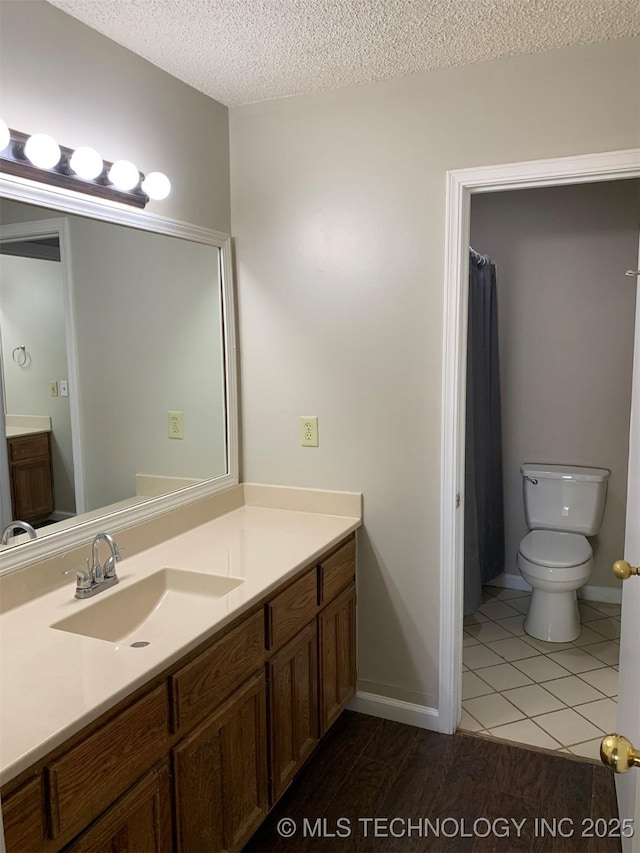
[459,585,620,761]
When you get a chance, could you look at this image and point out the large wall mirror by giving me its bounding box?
[0,175,237,572]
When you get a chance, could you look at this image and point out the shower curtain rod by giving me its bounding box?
[469,246,489,267]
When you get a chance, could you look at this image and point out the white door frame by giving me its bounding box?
[0,217,86,516]
[439,147,640,735]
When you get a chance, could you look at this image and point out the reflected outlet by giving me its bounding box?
[168,411,183,440]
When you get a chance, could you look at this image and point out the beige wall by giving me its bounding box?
[0,1,230,232]
[470,180,639,593]
[230,38,640,710]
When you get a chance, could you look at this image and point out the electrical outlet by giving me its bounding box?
[49,380,58,397]
[59,380,68,397]
[300,416,318,447]
[168,411,183,440]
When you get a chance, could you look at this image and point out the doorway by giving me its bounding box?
[0,216,84,534]
[438,149,640,737]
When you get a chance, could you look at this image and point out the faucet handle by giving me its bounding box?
[64,569,92,590]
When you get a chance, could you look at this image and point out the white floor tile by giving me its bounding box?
[465,621,512,644]
[533,708,604,746]
[504,596,531,614]
[571,626,610,647]
[588,618,621,640]
[583,641,620,666]
[578,668,618,697]
[478,600,521,621]
[464,612,489,626]
[462,670,495,700]
[484,586,530,601]
[574,697,618,732]
[579,603,606,622]
[485,637,540,662]
[501,684,565,716]
[459,708,484,732]
[569,738,604,761]
[463,693,525,729]
[541,675,606,706]
[520,636,574,653]
[546,648,606,674]
[487,719,561,751]
[463,631,480,647]
[472,663,534,691]
[513,656,571,683]
[494,615,526,636]
[588,601,621,618]
[463,644,504,670]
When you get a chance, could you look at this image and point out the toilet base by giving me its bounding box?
[523,588,581,643]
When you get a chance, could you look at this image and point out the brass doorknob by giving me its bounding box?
[613,560,639,580]
[601,734,640,773]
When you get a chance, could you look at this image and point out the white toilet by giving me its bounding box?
[517,464,610,643]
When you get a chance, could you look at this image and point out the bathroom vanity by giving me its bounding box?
[0,497,359,853]
[6,428,54,524]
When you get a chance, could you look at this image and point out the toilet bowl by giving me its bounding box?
[518,530,593,642]
[518,464,609,643]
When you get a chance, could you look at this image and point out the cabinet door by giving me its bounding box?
[10,457,54,521]
[2,775,46,853]
[64,762,172,853]
[269,621,318,802]
[173,672,268,853]
[318,583,357,735]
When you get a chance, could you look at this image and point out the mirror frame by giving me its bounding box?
[0,171,238,573]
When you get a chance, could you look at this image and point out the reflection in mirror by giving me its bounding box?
[0,197,229,553]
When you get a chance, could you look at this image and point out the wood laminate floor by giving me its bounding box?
[245,711,620,853]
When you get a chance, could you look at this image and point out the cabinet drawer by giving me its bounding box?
[8,432,49,462]
[2,775,46,853]
[320,536,355,605]
[171,610,265,733]
[47,685,168,840]
[266,568,318,652]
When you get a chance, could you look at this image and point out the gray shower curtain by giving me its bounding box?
[464,251,505,616]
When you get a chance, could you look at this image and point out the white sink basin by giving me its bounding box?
[51,568,244,644]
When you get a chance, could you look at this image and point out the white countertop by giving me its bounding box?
[0,504,360,786]
[5,426,51,438]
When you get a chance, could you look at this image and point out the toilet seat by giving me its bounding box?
[519,530,592,569]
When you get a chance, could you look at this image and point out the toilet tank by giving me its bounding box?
[521,464,610,536]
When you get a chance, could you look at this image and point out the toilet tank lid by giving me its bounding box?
[521,464,610,483]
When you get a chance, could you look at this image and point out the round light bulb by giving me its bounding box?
[141,171,171,201]
[69,146,103,180]
[24,133,61,169]
[108,159,139,191]
[0,120,10,152]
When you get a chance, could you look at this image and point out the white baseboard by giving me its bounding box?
[348,691,440,732]
[579,585,623,604]
[495,572,622,604]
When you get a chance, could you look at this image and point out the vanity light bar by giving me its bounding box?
[0,120,170,208]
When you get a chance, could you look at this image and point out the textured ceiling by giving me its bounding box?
[47,0,640,107]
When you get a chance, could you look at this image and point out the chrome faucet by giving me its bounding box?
[64,532,123,599]
[1,521,37,544]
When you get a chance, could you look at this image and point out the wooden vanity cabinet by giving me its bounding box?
[62,762,172,853]
[319,583,357,734]
[173,672,268,853]
[7,431,54,523]
[2,532,357,853]
[268,620,319,801]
